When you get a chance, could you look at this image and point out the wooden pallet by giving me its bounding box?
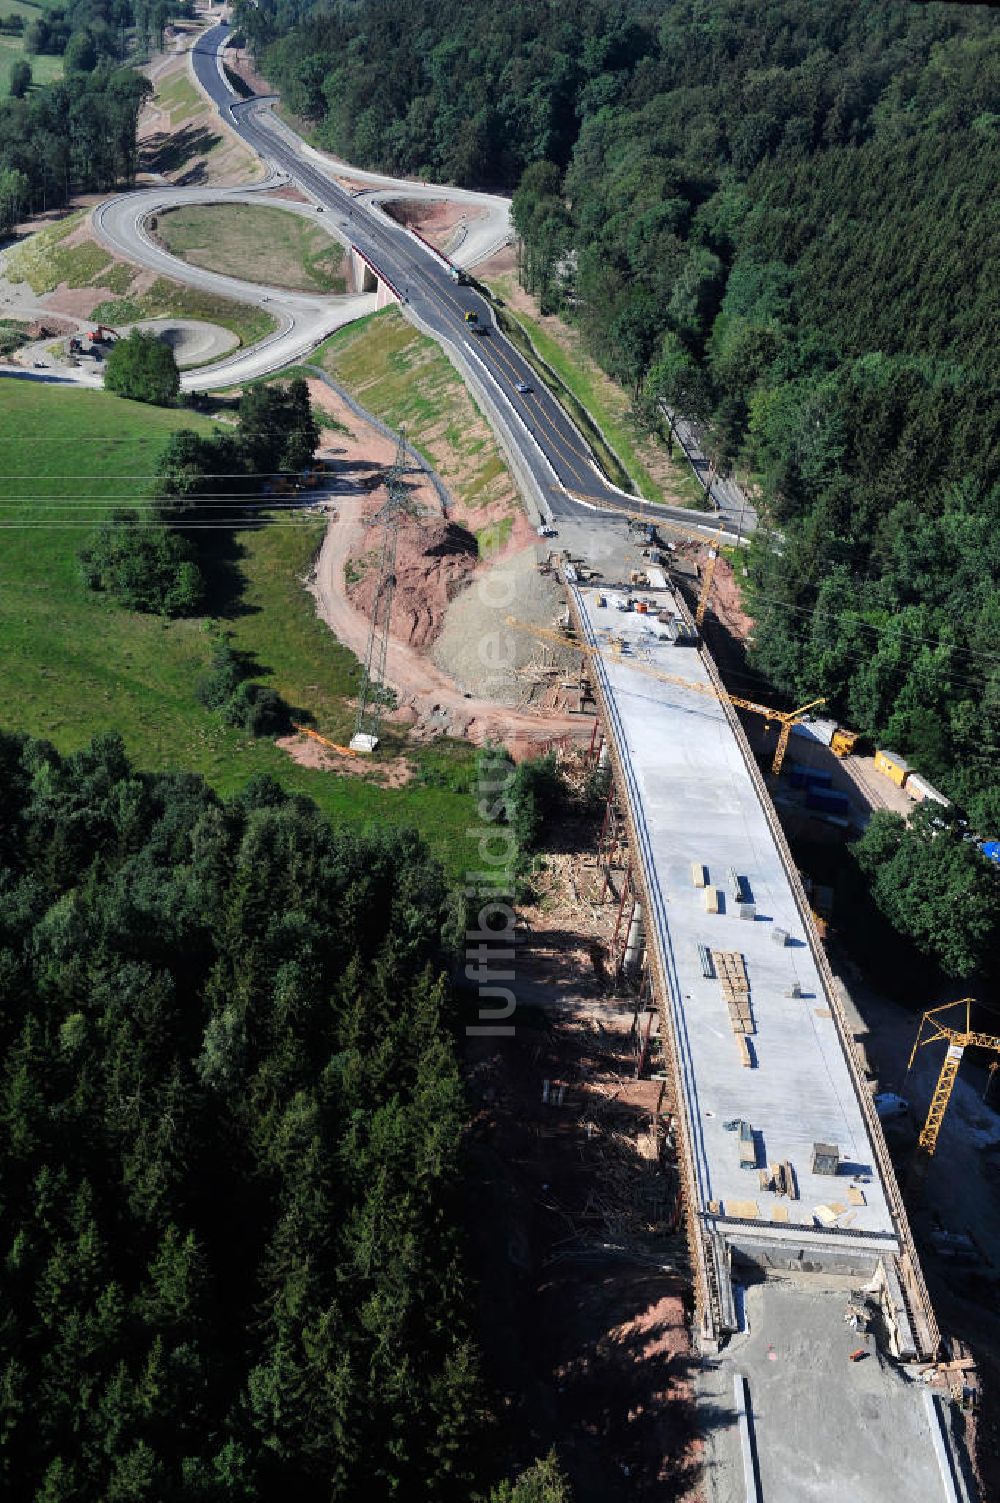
[714,950,754,1035]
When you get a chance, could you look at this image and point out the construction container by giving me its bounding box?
[874,748,910,787]
[811,1142,840,1176]
[906,772,951,808]
[739,902,756,922]
[771,927,790,947]
[790,767,833,791]
[805,789,850,816]
[691,862,708,888]
[738,1121,756,1168]
[645,566,668,589]
[705,888,720,914]
[790,717,838,747]
[635,601,649,614]
[831,727,858,757]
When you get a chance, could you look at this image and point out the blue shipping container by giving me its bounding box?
[806,790,850,815]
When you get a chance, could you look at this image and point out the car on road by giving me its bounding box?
[516,380,532,394]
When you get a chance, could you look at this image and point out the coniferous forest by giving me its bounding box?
[0,731,485,1501]
[241,0,1000,841]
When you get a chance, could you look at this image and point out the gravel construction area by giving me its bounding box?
[431,546,578,707]
[125,317,239,367]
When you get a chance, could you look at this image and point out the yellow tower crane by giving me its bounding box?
[906,999,1000,1165]
[506,615,825,777]
[694,523,729,628]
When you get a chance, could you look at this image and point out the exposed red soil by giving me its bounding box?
[382,196,488,256]
[346,509,479,650]
[308,376,535,650]
[707,552,754,643]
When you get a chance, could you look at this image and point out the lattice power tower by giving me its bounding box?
[350,430,423,752]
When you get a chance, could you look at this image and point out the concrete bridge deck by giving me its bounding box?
[574,585,895,1240]
[570,580,938,1341]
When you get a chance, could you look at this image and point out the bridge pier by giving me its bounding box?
[349,244,402,308]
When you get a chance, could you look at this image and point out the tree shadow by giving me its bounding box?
[197,526,259,621]
[142,125,222,177]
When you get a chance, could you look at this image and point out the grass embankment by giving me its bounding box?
[0,382,478,875]
[310,305,520,521]
[485,272,709,509]
[153,70,204,128]
[140,51,261,183]
[6,212,277,349]
[155,203,347,295]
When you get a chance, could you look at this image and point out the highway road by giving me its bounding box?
[191,21,737,536]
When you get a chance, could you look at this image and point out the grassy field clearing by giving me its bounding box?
[311,306,518,519]
[0,0,65,97]
[155,203,348,294]
[0,382,478,874]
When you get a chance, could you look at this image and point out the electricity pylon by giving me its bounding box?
[352,430,423,750]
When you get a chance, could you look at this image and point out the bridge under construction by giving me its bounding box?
[569,574,975,1502]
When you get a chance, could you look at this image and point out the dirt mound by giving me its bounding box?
[346,513,478,649]
[25,317,74,338]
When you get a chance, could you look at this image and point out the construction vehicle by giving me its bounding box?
[505,613,825,777]
[448,266,467,285]
[464,310,478,323]
[68,337,83,355]
[831,727,858,757]
[905,999,1000,1177]
[89,324,118,345]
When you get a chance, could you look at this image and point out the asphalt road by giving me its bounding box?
[192,22,734,537]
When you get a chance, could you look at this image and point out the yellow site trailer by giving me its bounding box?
[874,748,910,788]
